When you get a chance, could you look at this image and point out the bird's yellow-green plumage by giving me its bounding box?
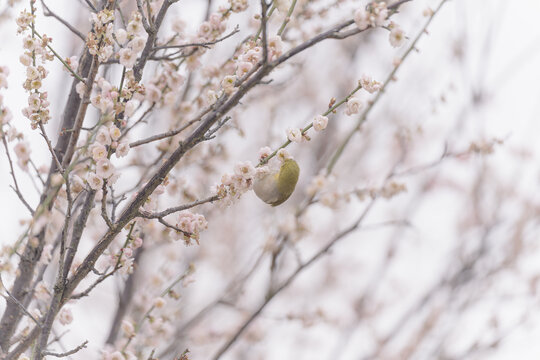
[273,159,300,206]
[253,159,300,206]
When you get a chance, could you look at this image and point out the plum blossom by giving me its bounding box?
[234,161,256,179]
[121,320,135,337]
[389,25,405,47]
[198,21,212,39]
[87,172,103,190]
[96,127,112,145]
[124,99,137,117]
[174,210,208,244]
[91,143,108,161]
[58,307,73,325]
[277,148,291,161]
[354,8,370,30]
[109,125,121,140]
[258,146,272,160]
[221,75,236,94]
[14,141,31,169]
[115,141,130,158]
[268,36,284,59]
[345,97,363,116]
[115,28,127,44]
[236,61,253,78]
[128,36,146,53]
[360,74,382,93]
[287,128,303,143]
[229,0,248,12]
[313,115,329,131]
[119,48,137,69]
[146,84,162,103]
[96,159,115,179]
[354,2,388,30]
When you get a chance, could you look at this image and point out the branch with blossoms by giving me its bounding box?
[0,0,490,360]
[157,1,452,357]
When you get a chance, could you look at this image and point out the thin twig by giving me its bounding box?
[140,195,219,219]
[39,122,64,175]
[82,0,97,12]
[136,0,152,33]
[42,340,88,357]
[32,31,84,82]
[0,275,42,328]
[40,0,86,41]
[1,135,34,214]
[211,199,377,360]
[151,26,239,53]
[260,0,269,63]
[277,0,297,36]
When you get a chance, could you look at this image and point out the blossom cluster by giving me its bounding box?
[360,74,382,93]
[355,181,407,200]
[13,141,31,170]
[87,9,116,63]
[354,2,406,48]
[287,113,328,144]
[235,44,263,78]
[344,75,382,116]
[0,66,12,127]
[166,10,230,75]
[229,0,248,13]
[345,97,363,116]
[116,12,147,69]
[15,8,34,33]
[80,69,143,124]
[86,124,130,191]
[90,76,122,115]
[388,22,405,48]
[354,2,389,30]
[173,210,208,245]
[215,160,267,206]
[235,35,284,80]
[144,62,185,107]
[198,11,228,41]
[115,234,143,276]
[16,8,53,129]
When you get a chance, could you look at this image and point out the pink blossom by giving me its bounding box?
[146,84,162,103]
[258,146,272,160]
[96,127,112,145]
[345,97,363,116]
[109,125,121,140]
[91,143,108,161]
[58,308,73,325]
[96,158,115,179]
[128,36,146,53]
[287,128,303,143]
[119,48,137,69]
[87,172,103,190]
[313,114,329,131]
[389,26,405,47]
[236,61,253,78]
[115,28,127,44]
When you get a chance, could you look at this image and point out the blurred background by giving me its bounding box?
[2,0,540,359]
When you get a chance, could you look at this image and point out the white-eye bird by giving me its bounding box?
[253,159,300,206]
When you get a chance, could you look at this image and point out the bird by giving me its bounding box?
[253,158,300,206]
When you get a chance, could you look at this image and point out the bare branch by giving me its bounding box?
[211,199,377,360]
[0,276,41,328]
[41,0,86,41]
[140,195,219,219]
[260,0,269,63]
[1,135,34,215]
[136,0,152,34]
[42,340,88,357]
